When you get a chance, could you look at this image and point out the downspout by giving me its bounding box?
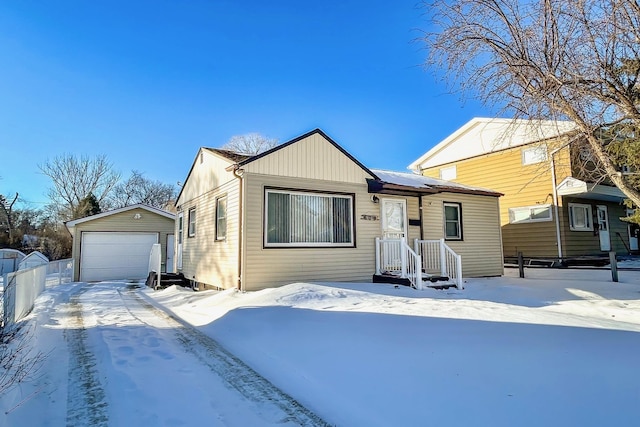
[550,135,581,259]
[232,166,245,292]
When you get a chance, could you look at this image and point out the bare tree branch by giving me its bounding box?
[38,154,120,221]
[221,133,278,155]
[423,0,640,208]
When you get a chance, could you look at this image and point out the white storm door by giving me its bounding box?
[381,199,407,239]
[166,234,175,273]
[177,212,184,269]
[596,205,610,251]
[628,209,639,251]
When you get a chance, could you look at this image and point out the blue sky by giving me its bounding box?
[0,0,489,208]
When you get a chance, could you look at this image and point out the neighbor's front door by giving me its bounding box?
[596,205,611,251]
[381,198,407,239]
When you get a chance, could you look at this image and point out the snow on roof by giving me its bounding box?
[408,117,577,171]
[371,169,502,196]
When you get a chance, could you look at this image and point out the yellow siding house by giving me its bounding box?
[409,118,636,262]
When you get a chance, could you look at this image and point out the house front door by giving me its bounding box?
[381,198,407,239]
[596,205,611,251]
[628,209,639,251]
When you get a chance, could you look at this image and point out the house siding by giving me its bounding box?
[421,193,504,277]
[560,197,630,256]
[242,132,369,184]
[177,148,235,206]
[70,208,174,281]
[177,177,240,290]
[242,173,378,291]
[421,139,572,257]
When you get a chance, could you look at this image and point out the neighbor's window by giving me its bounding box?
[188,207,196,237]
[178,212,184,243]
[522,146,548,165]
[443,202,462,240]
[264,189,354,247]
[216,195,227,240]
[569,203,593,231]
[439,165,457,180]
[509,204,552,224]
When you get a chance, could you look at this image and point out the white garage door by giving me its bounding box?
[80,232,158,282]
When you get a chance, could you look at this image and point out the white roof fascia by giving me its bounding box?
[65,204,175,229]
[408,117,577,171]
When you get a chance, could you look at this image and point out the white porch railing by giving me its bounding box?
[375,238,423,289]
[414,239,463,289]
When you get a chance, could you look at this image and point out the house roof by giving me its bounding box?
[65,204,175,229]
[369,169,503,197]
[408,117,578,171]
[203,148,253,164]
[176,129,378,207]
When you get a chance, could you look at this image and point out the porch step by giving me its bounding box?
[372,273,457,290]
[146,272,191,290]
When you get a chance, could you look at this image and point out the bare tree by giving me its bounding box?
[422,0,640,209]
[0,193,19,246]
[221,133,278,155]
[110,171,176,210]
[39,154,120,221]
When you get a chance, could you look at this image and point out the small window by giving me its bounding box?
[569,203,593,231]
[621,165,632,175]
[439,166,457,180]
[216,196,227,240]
[188,208,196,237]
[509,204,552,224]
[522,146,548,165]
[443,202,462,240]
[178,212,184,244]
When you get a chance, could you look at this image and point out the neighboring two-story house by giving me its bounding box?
[409,118,638,261]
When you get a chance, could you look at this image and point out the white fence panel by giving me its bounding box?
[2,258,73,326]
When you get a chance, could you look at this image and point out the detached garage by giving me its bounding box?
[66,204,175,282]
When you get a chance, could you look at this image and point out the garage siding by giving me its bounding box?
[71,207,175,281]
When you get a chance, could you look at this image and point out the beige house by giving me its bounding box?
[175,129,503,292]
[409,118,638,262]
[66,204,175,282]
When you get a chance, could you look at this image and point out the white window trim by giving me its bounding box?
[188,207,196,237]
[215,195,227,241]
[568,203,593,231]
[439,165,457,180]
[508,204,553,224]
[443,202,462,240]
[522,146,548,165]
[264,188,355,248]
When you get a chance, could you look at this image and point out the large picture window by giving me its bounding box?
[265,189,354,247]
[443,202,463,240]
[569,203,593,231]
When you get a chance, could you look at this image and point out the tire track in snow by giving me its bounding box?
[124,286,330,427]
[64,284,109,427]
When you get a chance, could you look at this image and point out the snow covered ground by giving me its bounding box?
[1,267,640,426]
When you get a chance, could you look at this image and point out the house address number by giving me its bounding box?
[361,214,379,221]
